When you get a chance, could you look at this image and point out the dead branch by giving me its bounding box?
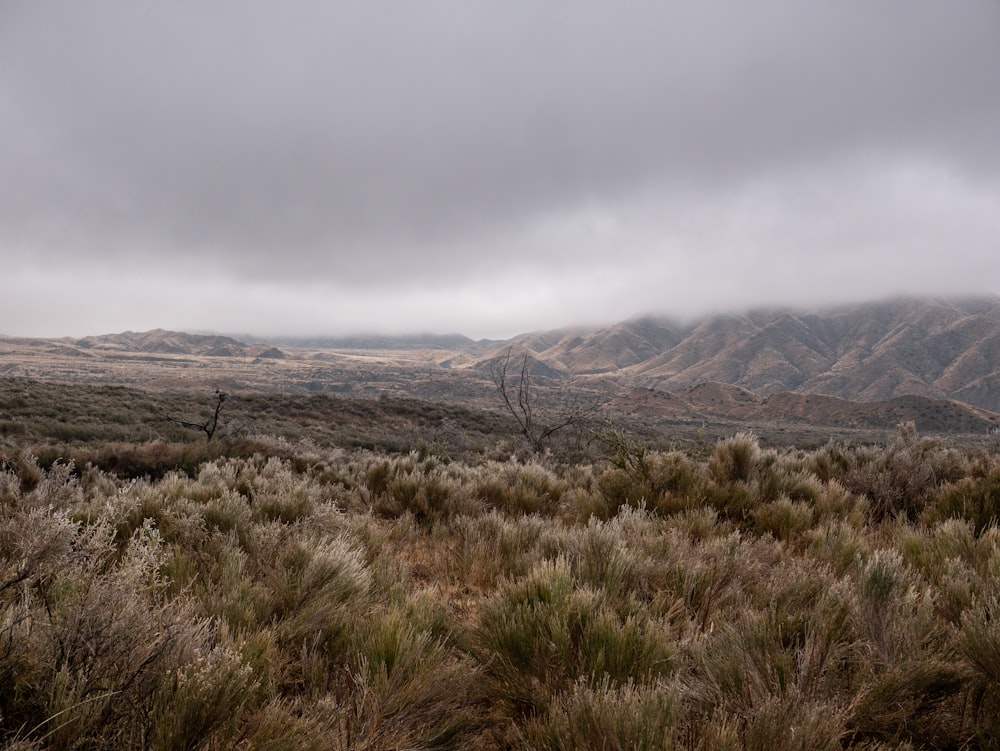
[169,389,228,441]
[490,347,598,454]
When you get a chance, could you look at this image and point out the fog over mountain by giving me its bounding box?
[2,1,999,337]
[495,296,1000,411]
[7,296,999,419]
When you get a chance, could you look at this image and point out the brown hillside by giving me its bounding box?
[479,296,1000,412]
[609,385,1000,434]
[609,387,705,420]
[545,318,682,373]
[681,381,761,418]
[748,392,997,433]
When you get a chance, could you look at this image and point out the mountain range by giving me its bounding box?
[4,295,1000,434]
[491,296,1000,413]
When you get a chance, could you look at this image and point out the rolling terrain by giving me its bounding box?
[3,295,1000,441]
[497,296,1000,411]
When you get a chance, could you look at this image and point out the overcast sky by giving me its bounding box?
[2,1,999,339]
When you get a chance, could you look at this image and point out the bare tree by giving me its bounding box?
[489,347,596,454]
[170,388,228,441]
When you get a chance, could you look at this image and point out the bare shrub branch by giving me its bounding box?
[489,347,598,455]
[169,389,228,441]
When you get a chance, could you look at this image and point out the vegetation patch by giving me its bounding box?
[4,404,1000,748]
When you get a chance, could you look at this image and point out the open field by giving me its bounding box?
[4,337,1000,748]
[4,420,1000,749]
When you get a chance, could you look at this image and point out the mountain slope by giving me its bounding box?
[480,296,1000,411]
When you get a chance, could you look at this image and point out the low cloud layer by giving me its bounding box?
[2,1,999,337]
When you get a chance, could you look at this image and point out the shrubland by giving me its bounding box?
[2,420,1000,749]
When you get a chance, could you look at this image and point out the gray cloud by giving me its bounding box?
[2,0,999,336]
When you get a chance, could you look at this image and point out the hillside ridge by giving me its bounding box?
[5,295,1000,433]
[481,295,1000,412]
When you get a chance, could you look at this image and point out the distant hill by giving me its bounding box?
[478,296,1000,412]
[508,318,683,373]
[74,329,285,359]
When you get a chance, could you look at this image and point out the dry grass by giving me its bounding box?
[3,422,1000,748]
